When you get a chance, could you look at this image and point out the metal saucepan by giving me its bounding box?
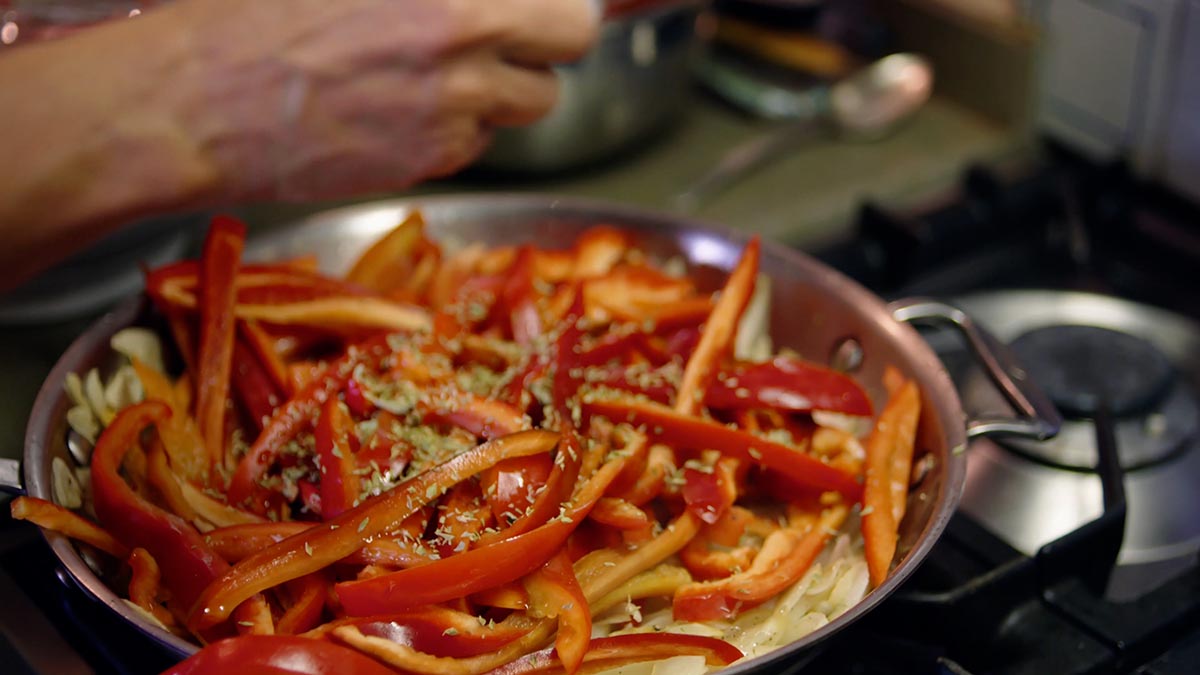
[4,194,1061,669]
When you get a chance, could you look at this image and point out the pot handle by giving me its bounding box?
[890,297,1063,441]
[0,457,24,496]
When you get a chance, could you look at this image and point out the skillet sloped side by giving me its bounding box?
[25,194,967,667]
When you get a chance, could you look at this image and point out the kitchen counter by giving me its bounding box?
[0,90,1024,465]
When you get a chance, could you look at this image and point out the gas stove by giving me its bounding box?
[806,142,1200,674]
[1,143,1198,674]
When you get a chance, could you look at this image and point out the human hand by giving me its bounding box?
[171,0,600,201]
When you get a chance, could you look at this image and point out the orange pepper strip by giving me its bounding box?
[314,398,361,520]
[333,443,628,616]
[195,215,245,479]
[524,551,591,675]
[10,496,129,559]
[487,633,743,675]
[276,572,329,635]
[191,430,561,631]
[145,437,201,524]
[127,547,178,629]
[234,593,275,635]
[862,374,921,587]
[132,358,207,485]
[674,236,760,416]
[885,369,921,525]
[673,504,849,621]
[585,397,863,500]
[346,211,427,293]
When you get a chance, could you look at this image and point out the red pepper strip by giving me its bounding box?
[132,359,208,484]
[471,583,530,610]
[675,236,760,416]
[862,375,921,587]
[680,457,739,525]
[161,635,398,675]
[236,594,276,635]
[524,551,590,675]
[588,497,652,531]
[496,245,541,345]
[421,390,528,440]
[227,338,391,507]
[583,267,696,322]
[585,398,863,500]
[345,211,427,293]
[128,547,177,629]
[146,261,372,306]
[343,376,373,418]
[673,504,848,621]
[9,496,129,559]
[192,430,561,631]
[232,337,284,434]
[195,215,245,478]
[476,426,583,547]
[706,356,874,417]
[572,225,630,279]
[315,398,361,520]
[481,454,554,526]
[310,607,531,657]
[334,442,628,616]
[239,320,294,398]
[276,573,329,635]
[205,522,427,568]
[486,633,743,675]
[92,402,228,612]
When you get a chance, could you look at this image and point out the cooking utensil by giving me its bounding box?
[1,194,1059,668]
[478,1,702,172]
[675,52,934,212]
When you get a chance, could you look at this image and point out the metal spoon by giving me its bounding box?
[674,53,934,213]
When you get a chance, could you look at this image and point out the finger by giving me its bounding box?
[466,0,601,65]
[438,53,559,127]
[483,64,559,127]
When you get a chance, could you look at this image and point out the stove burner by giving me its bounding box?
[947,291,1200,584]
[1008,325,1175,418]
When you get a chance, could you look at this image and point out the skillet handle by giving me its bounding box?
[0,458,24,496]
[889,297,1063,441]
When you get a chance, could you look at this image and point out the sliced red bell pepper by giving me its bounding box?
[161,635,398,675]
[334,436,627,617]
[195,215,245,478]
[239,319,294,398]
[496,245,541,345]
[227,337,391,507]
[680,458,738,525]
[706,356,873,417]
[204,522,426,568]
[231,337,284,434]
[481,454,554,526]
[314,398,361,519]
[420,390,528,440]
[675,236,759,416]
[487,633,743,675]
[343,376,373,418]
[476,426,583,546]
[91,401,228,612]
[584,398,863,500]
[316,607,531,658]
[524,551,590,675]
[191,430,561,631]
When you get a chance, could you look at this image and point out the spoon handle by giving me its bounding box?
[673,121,828,213]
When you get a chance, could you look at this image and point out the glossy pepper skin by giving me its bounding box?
[161,635,397,675]
[90,401,228,612]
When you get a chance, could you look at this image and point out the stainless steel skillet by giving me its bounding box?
[3,194,1061,669]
